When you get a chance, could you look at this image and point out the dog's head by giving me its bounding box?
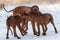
[31,5,39,13]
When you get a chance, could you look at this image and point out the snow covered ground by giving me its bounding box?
[0,3,60,40]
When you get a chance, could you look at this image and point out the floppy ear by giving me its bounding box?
[30,6,35,13]
[31,7,34,11]
[21,11,25,16]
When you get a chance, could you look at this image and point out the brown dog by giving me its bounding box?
[22,10,58,36]
[3,4,39,31]
[6,15,27,39]
[30,7,58,35]
[33,12,58,35]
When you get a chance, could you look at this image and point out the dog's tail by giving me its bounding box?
[3,4,13,12]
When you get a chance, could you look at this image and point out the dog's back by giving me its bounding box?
[6,15,22,27]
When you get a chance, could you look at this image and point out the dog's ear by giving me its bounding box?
[21,11,25,16]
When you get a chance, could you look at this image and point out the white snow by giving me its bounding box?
[0,3,60,40]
